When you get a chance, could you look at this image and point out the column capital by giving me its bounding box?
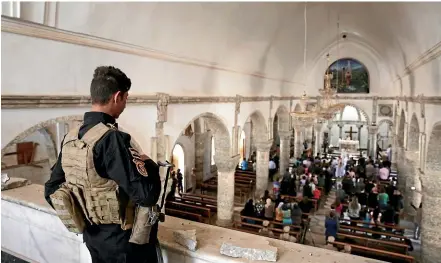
[214,154,241,173]
[337,124,344,128]
[279,130,291,140]
[314,123,323,130]
[356,124,364,129]
[368,126,379,134]
[255,140,273,152]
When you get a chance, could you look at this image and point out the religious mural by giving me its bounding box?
[326,58,369,93]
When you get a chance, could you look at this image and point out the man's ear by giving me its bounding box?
[113,91,122,103]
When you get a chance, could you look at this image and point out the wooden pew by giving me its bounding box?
[337,232,409,254]
[339,224,409,241]
[339,218,405,233]
[235,169,256,176]
[182,193,243,207]
[165,208,202,222]
[234,221,300,241]
[240,215,303,230]
[174,196,217,212]
[182,193,216,201]
[329,240,414,263]
[166,201,212,221]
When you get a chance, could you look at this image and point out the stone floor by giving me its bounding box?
[1,252,29,263]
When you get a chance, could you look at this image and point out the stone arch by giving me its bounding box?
[398,110,406,147]
[274,105,290,132]
[426,122,441,171]
[179,112,231,159]
[1,115,144,162]
[408,113,420,152]
[377,119,394,131]
[1,115,83,155]
[244,110,268,142]
[377,119,394,149]
[337,103,370,124]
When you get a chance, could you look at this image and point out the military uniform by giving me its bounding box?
[44,112,162,263]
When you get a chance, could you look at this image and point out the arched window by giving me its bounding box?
[325,58,369,93]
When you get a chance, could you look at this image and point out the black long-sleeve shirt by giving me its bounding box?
[44,112,161,245]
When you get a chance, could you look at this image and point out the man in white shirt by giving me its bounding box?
[386,144,392,162]
[268,159,277,181]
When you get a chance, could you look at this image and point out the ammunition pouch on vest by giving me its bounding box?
[50,184,88,234]
[51,123,135,234]
[129,205,160,245]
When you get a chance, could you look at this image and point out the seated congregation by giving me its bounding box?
[322,155,415,263]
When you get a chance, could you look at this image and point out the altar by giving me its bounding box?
[339,139,359,152]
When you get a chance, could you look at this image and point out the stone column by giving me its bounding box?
[215,155,241,227]
[338,124,343,139]
[314,123,323,155]
[279,131,290,174]
[232,95,242,155]
[419,132,427,172]
[194,132,207,185]
[368,126,378,158]
[356,124,363,143]
[403,122,409,150]
[390,133,397,165]
[255,141,272,199]
[55,122,66,154]
[294,126,304,158]
[327,123,333,146]
[421,171,441,263]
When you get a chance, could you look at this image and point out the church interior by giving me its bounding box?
[1,2,441,263]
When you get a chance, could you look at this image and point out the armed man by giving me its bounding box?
[44,66,163,263]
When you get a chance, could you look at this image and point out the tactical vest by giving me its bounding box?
[51,123,134,233]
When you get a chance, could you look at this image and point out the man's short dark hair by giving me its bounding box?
[90,66,131,104]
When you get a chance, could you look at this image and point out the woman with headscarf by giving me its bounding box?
[264,198,275,221]
[241,199,256,224]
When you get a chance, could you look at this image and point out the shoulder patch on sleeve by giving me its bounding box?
[129,147,148,177]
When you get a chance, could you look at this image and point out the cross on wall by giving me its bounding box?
[344,126,358,140]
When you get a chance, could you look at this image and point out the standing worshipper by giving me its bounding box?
[325,211,339,242]
[176,169,183,195]
[190,168,197,194]
[240,158,248,171]
[386,144,392,162]
[268,159,277,181]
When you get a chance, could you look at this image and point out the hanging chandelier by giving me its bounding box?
[291,91,317,126]
[290,4,343,124]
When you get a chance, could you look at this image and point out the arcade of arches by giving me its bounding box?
[2,2,441,263]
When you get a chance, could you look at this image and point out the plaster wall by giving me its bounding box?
[1,30,298,98]
[399,56,441,97]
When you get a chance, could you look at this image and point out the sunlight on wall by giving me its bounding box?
[378,122,392,149]
[341,106,359,121]
[211,136,215,165]
[172,144,185,188]
[239,130,246,161]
